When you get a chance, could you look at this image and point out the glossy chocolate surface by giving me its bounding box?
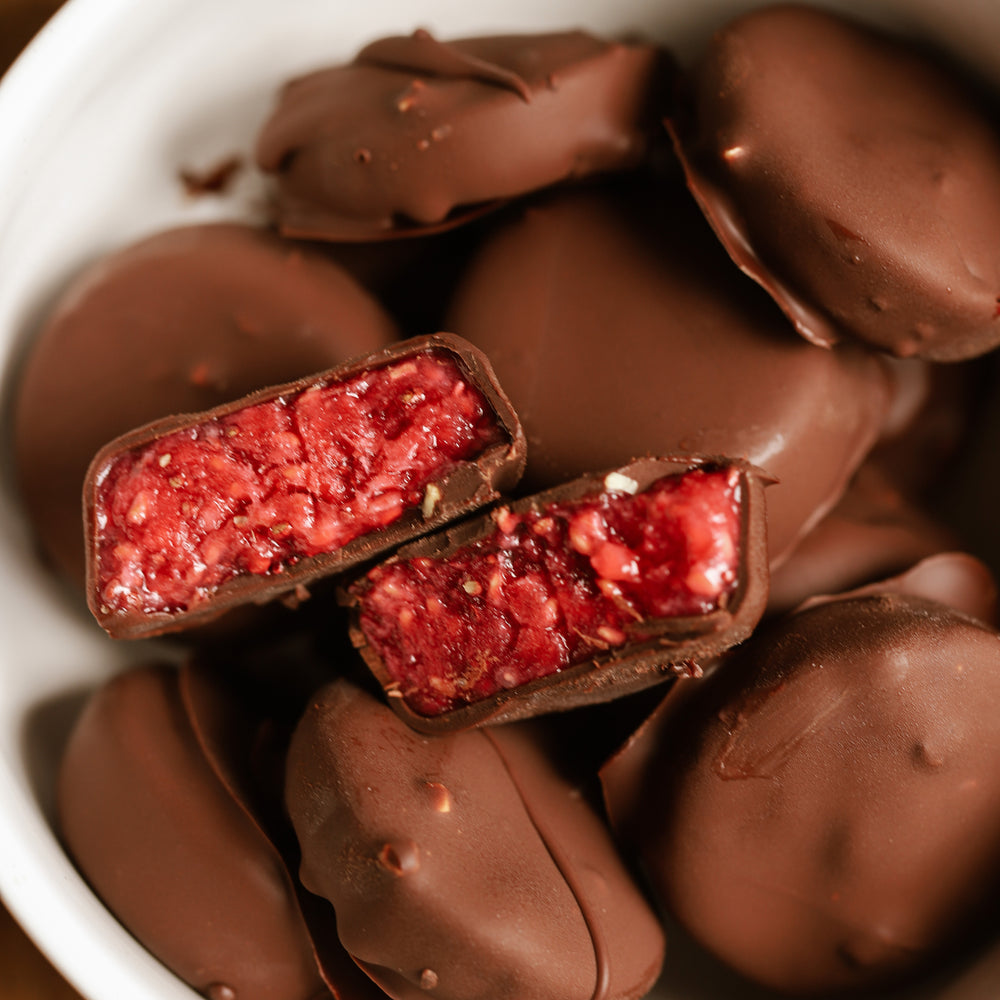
[84,334,525,640]
[447,180,891,565]
[14,223,399,586]
[255,30,672,240]
[57,663,327,1000]
[671,4,1000,360]
[603,593,1000,994]
[286,679,665,1000]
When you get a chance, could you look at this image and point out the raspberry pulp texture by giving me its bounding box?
[358,466,743,715]
[93,350,504,616]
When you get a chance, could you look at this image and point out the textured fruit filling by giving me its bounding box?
[358,466,743,716]
[93,350,505,616]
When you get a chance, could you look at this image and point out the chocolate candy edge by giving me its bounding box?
[83,332,527,640]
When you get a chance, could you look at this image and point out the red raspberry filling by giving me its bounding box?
[358,467,742,716]
[93,351,503,616]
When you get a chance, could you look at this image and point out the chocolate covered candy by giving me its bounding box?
[347,456,768,731]
[57,663,327,1000]
[447,181,892,565]
[286,678,665,1000]
[85,334,525,640]
[14,223,399,585]
[255,30,672,240]
[670,4,1000,360]
[603,592,1000,994]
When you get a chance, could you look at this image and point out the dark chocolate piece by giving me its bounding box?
[14,222,399,586]
[286,678,666,1000]
[255,30,672,240]
[57,663,328,1000]
[347,455,769,732]
[670,5,1000,360]
[85,334,525,640]
[446,180,892,565]
[603,593,1000,994]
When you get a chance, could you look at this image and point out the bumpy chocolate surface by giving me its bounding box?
[83,334,525,640]
[603,593,1000,994]
[671,4,1000,360]
[347,456,769,732]
[286,679,665,1000]
[57,663,327,1000]
[447,181,891,565]
[14,222,399,586]
[255,30,672,240]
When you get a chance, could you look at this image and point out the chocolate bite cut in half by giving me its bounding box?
[347,455,769,731]
[86,334,525,639]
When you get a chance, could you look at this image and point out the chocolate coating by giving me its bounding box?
[14,222,399,586]
[84,334,525,640]
[603,594,1000,994]
[346,455,769,732]
[255,30,672,240]
[447,181,891,565]
[57,663,327,1000]
[286,679,665,1000]
[671,4,1000,360]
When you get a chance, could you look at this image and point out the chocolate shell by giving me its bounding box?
[447,180,892,566]
[603,592,1000,994]
[14,222,399,586]
[285,678,666,1000]
[346,455,769,732]
[670,5,1000,360]
[255,30,672,240]
[57,663,328,1000]
[85,334,525,640]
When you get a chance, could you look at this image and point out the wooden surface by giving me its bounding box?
[0,0,65,76]
[1,4,83,998]
[0,905,82,1000]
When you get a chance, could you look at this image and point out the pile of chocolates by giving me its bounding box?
[14,5,1000,999]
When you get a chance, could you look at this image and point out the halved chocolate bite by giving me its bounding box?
[670,5,1000,360]
[286,678,666,1000]
[57,663,330,1000]
[347,456,769,731]
[85,334,525,640]
[603,593,1000,994]
[255,29,673,240]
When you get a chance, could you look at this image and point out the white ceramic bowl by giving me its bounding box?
[2,1,1000,999]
